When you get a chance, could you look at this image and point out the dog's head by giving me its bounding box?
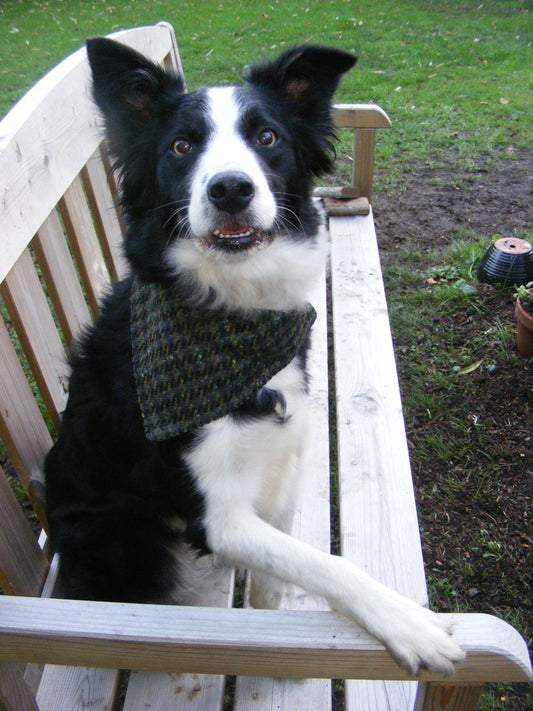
[87,38,355,308]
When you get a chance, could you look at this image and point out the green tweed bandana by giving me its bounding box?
[131,278,317,441]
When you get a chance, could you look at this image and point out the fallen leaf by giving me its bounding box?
[457,359,483,375]
[500,97,510,104]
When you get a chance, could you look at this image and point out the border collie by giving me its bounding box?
[44,37,464,675]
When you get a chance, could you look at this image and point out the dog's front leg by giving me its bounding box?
[204,509,465,676]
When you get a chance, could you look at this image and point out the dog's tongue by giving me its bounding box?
[217,224,251,236]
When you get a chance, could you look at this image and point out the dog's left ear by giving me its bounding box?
[244,45,356,120]
[86,37,185,133]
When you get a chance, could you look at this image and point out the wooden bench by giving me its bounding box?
[0,22,531,711]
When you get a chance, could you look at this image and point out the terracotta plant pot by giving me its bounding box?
[515,294,533,357]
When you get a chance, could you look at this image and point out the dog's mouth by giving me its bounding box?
[203,224,272,252]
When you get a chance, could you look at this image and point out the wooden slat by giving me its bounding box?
[152,21,185,77]
[36,666,120,711]
[0,464,47,596]
[34,209,92,347]
[109,24,182,70]
[329,211,427,710]
[81,149,127,283]
[1,598,531,684]
[58,176,111,315]
[332,105,391,200]
[330,211,428,596]
[234,271,332,710]
[0,316,52,525]
[0,663,39,711]
[352,128,377,200]
[333,104,392,129]
[0,24,180,285]
[124,558,234,711]
[1,248,69,426]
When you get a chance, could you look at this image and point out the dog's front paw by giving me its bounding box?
[374,601,465,676]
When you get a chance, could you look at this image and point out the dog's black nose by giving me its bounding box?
[207,171,255,214]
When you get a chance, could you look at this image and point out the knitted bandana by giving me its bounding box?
[131,278,317,441]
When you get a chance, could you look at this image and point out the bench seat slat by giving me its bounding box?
[35,665,119,711]
[329,211,428,710]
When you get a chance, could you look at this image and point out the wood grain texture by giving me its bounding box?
[0,663,39,711]
[33,209,92,347]
[415,682,483,711]
[330,211,428,601]
[1,247,69,426]
[333,104,392,129]
[81,150,127,283]
[0,465,47,596]
[58,177,111,316]
[0,316,52,514]
[0,24,178,284]
[36,665,119,711]
[330,211,431,710]
[1,598,531,683]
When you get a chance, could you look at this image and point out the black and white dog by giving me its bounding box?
[44,38,464,675]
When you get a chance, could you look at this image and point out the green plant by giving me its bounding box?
[515,282,533,316]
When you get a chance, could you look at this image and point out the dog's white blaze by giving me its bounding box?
[188,87,277,237]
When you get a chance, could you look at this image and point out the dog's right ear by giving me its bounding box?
[86,37,185,131]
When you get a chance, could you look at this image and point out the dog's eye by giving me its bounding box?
[172,139,192,155]
[257,129,277,147]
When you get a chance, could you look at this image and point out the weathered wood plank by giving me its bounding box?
[0,465,47,597]
[1,248,69,426]
[0,24,179,285]
[58,177,111,316]
[36,665,120,711]
[0,663,40,711]
[0,316,52,523]
[415,682,483,711]
[34,209,92,347]
[333,104,392,129]
[81,150,127,283]
[1,598,531,684]
[329,210,429,710]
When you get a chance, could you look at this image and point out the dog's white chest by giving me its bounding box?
[185,360,308,529]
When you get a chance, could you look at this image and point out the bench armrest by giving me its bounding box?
[332,103,392,201]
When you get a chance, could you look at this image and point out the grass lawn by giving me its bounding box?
[1,1,532,709]
[2,0,532,173]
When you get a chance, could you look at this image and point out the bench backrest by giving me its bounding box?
[0,23,182,596]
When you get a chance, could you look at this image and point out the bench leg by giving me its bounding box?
[415,682,483,711]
